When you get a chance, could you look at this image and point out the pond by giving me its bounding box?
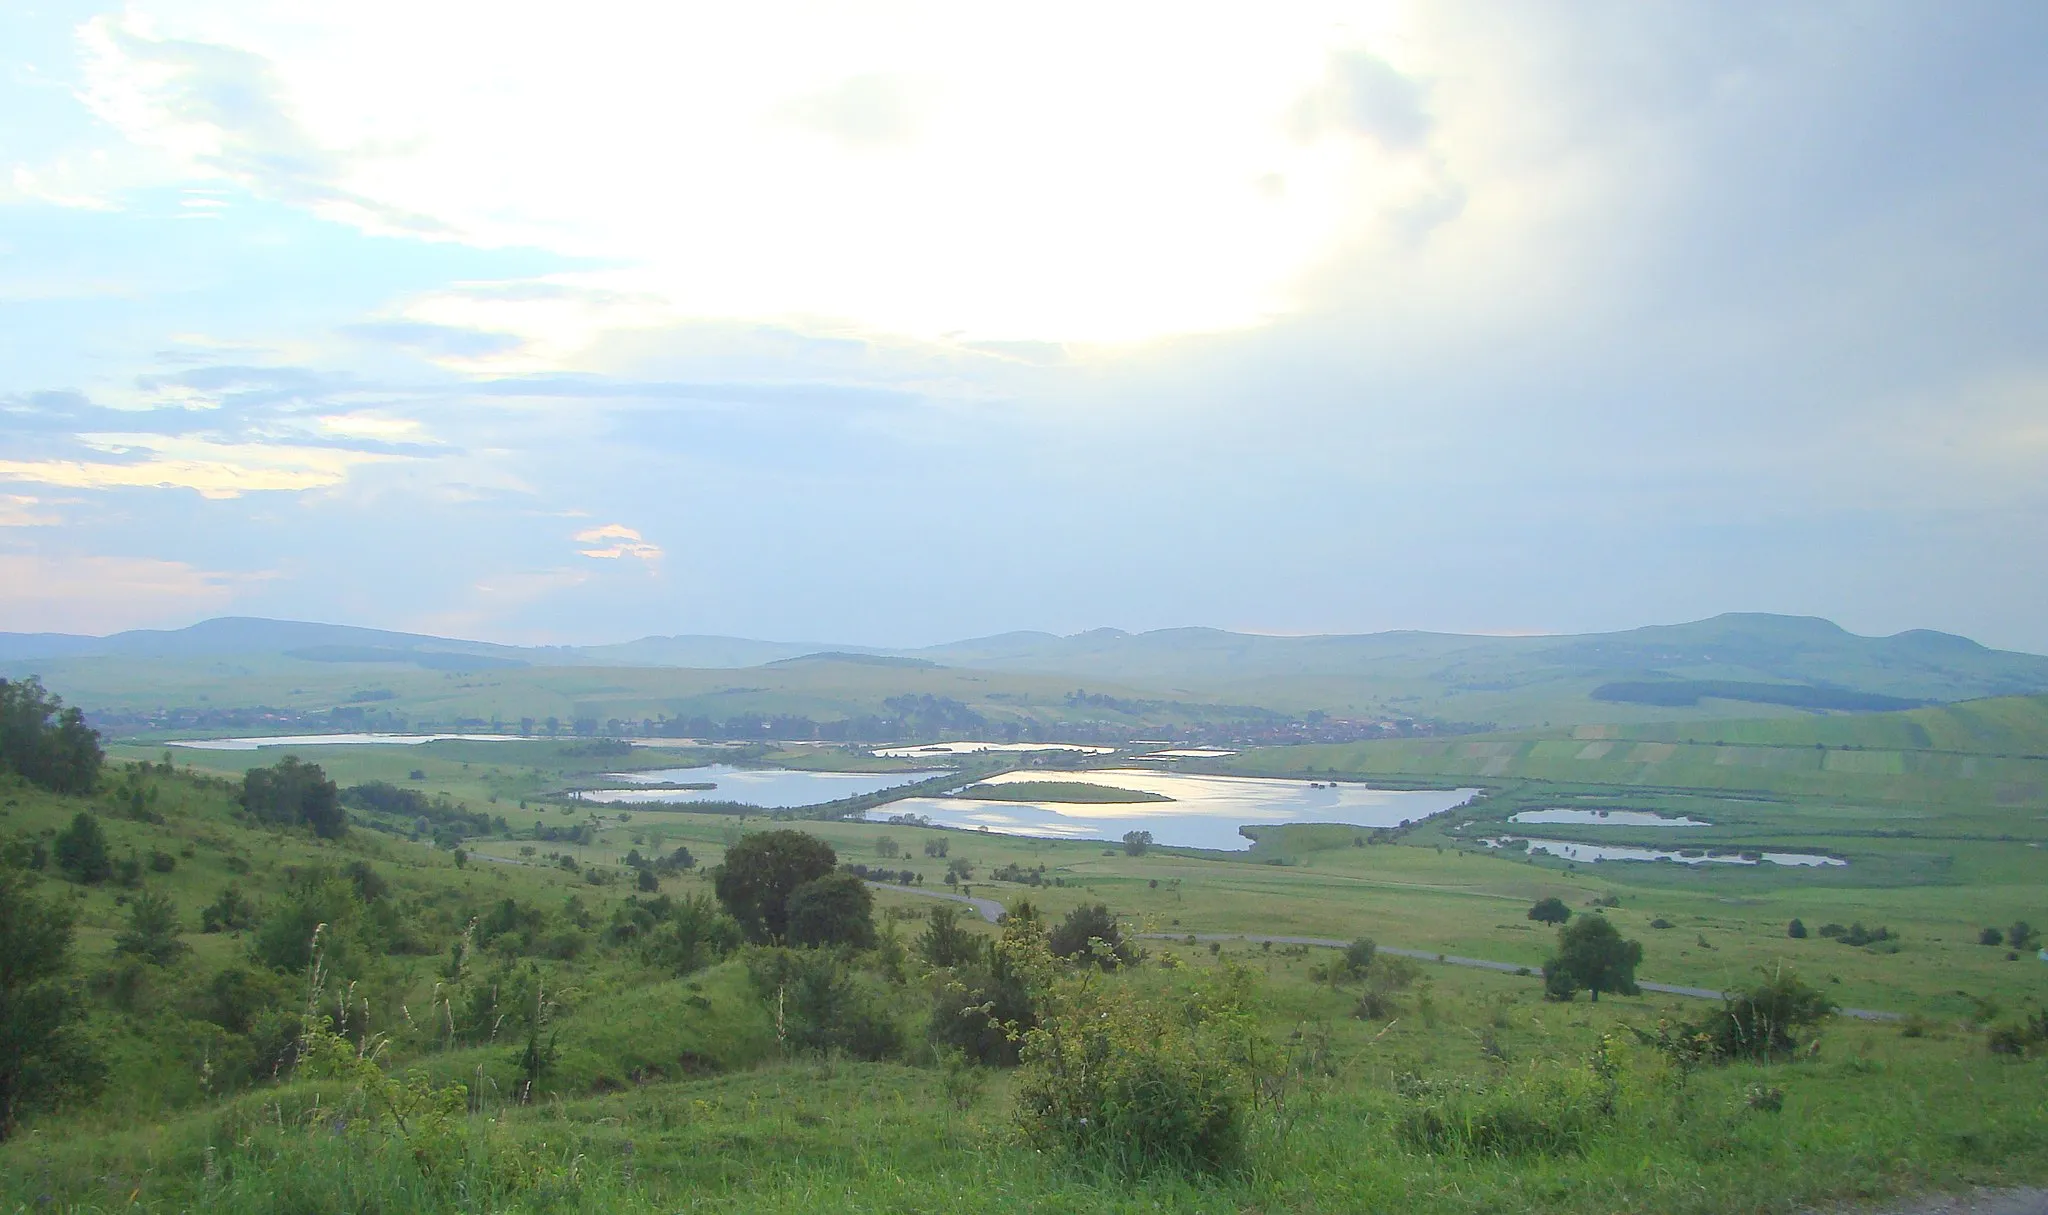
[169,732,526,750]
[1509,809,1711,827]
[575,764,950,809]
[1488,837,1845,868]
[870,742,1119,757]
[870,768,1476,851]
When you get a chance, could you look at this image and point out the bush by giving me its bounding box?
[0,869,105,1139]
[1527,896,1571,925]
[242,757,346,839]
[929,919,1037,1066]
[744,947,903,1060]
[1693,968,1835,1059]
[915,904,980,970]
[1353,954,1420,1020]
[1787,918,1808,939]
[202,884,258,933]
[1048,903,1139,970]
[113,890,189,966]
[1014,966,1258,1172]
[52,812,111,885]
[1980,926,2005,946]
[785,871,877,949]
[1395,1055,1616,1157]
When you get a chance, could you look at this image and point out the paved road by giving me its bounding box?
[1851,1190,2048,1215]
[866,882,1005,923]
[866,883,1901,1020]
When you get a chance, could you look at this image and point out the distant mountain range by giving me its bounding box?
[6,612,2048,723]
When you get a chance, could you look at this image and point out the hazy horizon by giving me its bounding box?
[4,4,2044,650]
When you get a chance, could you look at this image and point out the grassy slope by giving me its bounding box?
[4,720,2047,1213]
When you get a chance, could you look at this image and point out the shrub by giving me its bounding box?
[2010,921,2039,952]
[1693,968,1835,1059]
[1984,1006,2047,1057]
[113,890,189,965]
[1787,918,1808,939]
[202,884,258,932]
[1395,1041,1620,1158]
[53,812,111,884]
[1527,897,1571,925]
[785,871,877,949]
[1014,965,1258,1172]
[929,917,1037,1066]
[745,947,903,1060]
[1651,918,1675,930]
[1354,954,1420,1020]
[242,757,345,839]
[0,869,105,1139]
[915,904,980,970]
[1048,903,1140,970]
[1980,926,2005,946]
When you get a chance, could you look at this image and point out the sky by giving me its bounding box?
[2,2,2045,651]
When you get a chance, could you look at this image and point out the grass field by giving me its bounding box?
[4,704,2046,1213]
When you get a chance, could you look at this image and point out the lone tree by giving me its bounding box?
[1122,829,1153,857]
[785,871,877,948]
[0,678,102,795]
[1543,914,1644,1002]
[714,830,837,942]
[53,813,111,885]
[242,756,345,839]
[113,891,189,966]
[1527,896,1572,925]
[0,870,104,1139]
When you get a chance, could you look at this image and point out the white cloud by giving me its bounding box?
[0,434,404,499]
[0,495,63,527]
[574,523,662,562]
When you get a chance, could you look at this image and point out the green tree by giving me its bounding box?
[915,903,980,970]
[713,830,837,943]
[1979,926,2003,946]
[1527,896,1572,925]
[113,890,189,965]
[923,837,949,858]
[785,871,877,948]
[2010,921,2039,951]
[53,812,111,885]
[241,756,345,839]
[1049,903,1138,971]
[1542,914,1643,1002]
[1122,830,1153,857]
[0,678,102,795]
[0,870,104,1139]
[1788,918,1809,939]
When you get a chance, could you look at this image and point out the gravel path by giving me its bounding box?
[1844,1190,2048,1215]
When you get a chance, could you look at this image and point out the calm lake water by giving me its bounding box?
[871,768,1476,851]
[169,732,526,750]
[1509,809,1711,827]
[1492,837,1845,868]
[870,742,1119,757]
[576,765,949,808]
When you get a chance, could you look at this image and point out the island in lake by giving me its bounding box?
[954,780,1173,804]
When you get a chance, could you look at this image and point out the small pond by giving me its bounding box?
[1487,837,1845,868]
[1509,809,1711,827]
[871,768,1476,851]
[575,765,949,809]
[170,732,525,750]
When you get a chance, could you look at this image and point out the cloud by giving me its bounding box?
[1292,50,1432,149]
[343,320,526,360]
[0,553,243,633]
[0,496,63,527]
[574,523,662,561]
[78,16,448,236]
[779,73,924,147]
[0,434,404,499]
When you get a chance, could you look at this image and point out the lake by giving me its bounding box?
[1509,809,1711,827]
[870,768,1476,851]
[169,732,526,750]
[1490,837,1845,867]
[575,765,949,808]
[870,742,1119,757]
